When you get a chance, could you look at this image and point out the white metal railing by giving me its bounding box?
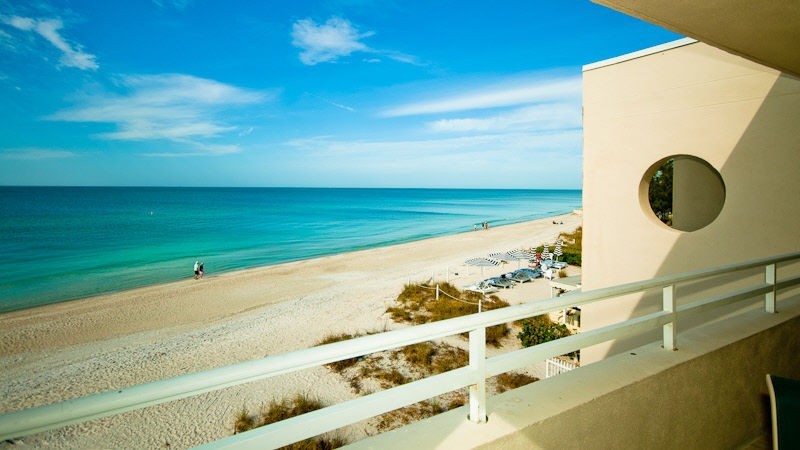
[1,251,800,448]
[545,357,578,378]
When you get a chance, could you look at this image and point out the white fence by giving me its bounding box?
[545,357,579,378]
[1,252,800,449]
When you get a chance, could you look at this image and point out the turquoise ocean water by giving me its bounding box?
[0,187,581,312]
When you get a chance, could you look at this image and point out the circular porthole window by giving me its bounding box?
[641,155,725,232]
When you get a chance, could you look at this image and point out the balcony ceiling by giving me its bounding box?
[592,0,800,78]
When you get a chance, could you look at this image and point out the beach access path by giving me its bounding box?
[0,212,581,449]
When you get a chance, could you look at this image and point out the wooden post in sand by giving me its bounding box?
[436,284,439,302]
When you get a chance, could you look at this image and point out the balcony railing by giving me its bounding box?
[1,251,799,449]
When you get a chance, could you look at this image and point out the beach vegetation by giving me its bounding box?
[517,314,575,357]
[375,394,466,432]
[492,372,539,393]
[317,332,363,373]
[648,158,674,226]
[232,394,347,449]
[535,227,583,266]
[558,268,568,278]
[234,407,256,434]
[269,335,537,440]
[389,282,511,347]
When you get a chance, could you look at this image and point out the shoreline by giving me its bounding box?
[0,210,579,316]
[0,211,581,448]
[0,212,581,356]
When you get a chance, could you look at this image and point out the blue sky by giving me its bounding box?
[0,1,680,188]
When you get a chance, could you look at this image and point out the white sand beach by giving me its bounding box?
[0,212,581,449]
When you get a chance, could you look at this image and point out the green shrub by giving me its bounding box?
[517,315,572,348]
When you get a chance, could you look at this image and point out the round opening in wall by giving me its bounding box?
[642,155,725,232]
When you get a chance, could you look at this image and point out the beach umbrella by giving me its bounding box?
[554,240,564,261]
[465,256,501,275]
[508,249,536,260]
[543,245,550,260]
[507,249,537,268]
[488,251,511,262]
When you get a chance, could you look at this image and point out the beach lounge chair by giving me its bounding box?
[507,270,534,283]
[515,267,543,279]
[464,280,499,294]
[767,374,800,449]
[541,259,568,269]
[487,277,515,289]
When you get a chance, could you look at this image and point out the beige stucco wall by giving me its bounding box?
[581,41,800,362]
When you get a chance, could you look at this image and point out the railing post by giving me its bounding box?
[765,263,777,313]
[663,284,677,350]
[468,327,487,423]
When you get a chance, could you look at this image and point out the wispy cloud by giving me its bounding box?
[0,148,75,160]
[382,75,581,117]
[48,74,267,155]
[291,16,419,66]
[1,15,98,70]
[283,130,581,188]
[288,129,580,159]
[292,17,372,65]
[427,103,581,133]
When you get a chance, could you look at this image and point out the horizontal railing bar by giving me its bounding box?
[486,311,672,377]
[195,367,476,450]
[0,294,620,441]
[777,274,800,291]
[676,284,772,317]
[2,251,799,442]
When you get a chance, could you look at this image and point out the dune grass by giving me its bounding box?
[233,283,535,444]
[388,282,511,347]
[234,393,347,449]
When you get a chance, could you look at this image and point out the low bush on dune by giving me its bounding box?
[389,282,511,347]
[234,393,347,449]
[492,372,539,393]
[231,286,533,443]
[517,314,576,358]
[558,226,583,266]
[534,226,583,266]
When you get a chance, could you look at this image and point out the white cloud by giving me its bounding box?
[382,75,582,117]
[427,103,581,133]
[48,74,267,155]
[292,17,372,65]
[291,17,420,66]
[2,15,98,70]
[0,148,75,160]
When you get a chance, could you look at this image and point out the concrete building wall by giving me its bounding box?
[581,40,800,363]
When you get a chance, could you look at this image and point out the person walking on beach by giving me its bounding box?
[193,260,199,280]
[199,262,205,279]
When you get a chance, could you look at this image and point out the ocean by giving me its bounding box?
[0,187,581,312]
